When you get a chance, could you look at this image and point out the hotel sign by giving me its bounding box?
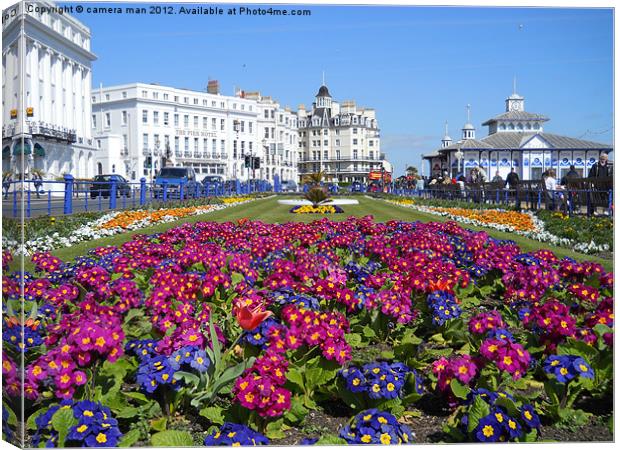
[175,129,217,138]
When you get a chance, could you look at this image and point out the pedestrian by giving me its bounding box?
[587,153,612,215]
[588,152,612,179]
[505,167,520,189]
[2,173,12,199]
[491,170,503,183]
[32,172,43,199]
[560,165,579,186]
[543,169,565,211]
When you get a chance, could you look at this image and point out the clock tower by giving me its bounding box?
[505,77,524,112]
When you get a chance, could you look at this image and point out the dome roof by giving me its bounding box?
[462,122,475,130]
[316,85,332,98]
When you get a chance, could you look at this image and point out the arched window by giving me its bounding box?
[499,123,506,130]
[525,123,532,130]
[517,123,524,130]
[508,123,515,130]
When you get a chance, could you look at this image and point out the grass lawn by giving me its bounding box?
[21,195,613,272]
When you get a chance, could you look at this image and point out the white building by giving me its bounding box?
[92,82,298,183]
[423,89,613,180]
[2,1,97,179]
[296,85,390,183]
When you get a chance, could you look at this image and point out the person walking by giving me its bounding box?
[2,173,12,199]
[32,172,43,199]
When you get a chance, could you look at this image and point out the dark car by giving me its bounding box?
[90,174,131,198]
[201,175,225,186]
[154,167,199,198]
[280,180,298,193]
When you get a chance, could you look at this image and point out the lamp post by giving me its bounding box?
[455,150,464,178]
[150,140,160,182]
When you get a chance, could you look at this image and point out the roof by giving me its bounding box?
[480,132,612,150]
[482,110,549,126]
[462,122,475,130]
[422,151,441,159]
[316,85,332,98]
[440,138,494,151]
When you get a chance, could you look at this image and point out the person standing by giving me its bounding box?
[2,173,12,199]
[587,153,612,215]
[560,165,580,185]
[491,171,503,183]
[505,167,520,189]
[32,172,43,198]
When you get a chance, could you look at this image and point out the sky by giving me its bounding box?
[63,2,613,175]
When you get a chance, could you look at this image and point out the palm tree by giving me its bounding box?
[302,171,329,206]
[303,171,325,187]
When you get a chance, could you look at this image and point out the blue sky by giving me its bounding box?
[66,3,613,175]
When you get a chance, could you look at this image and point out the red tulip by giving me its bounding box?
[234,304,273,331]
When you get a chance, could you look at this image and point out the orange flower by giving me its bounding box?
[233,304,273,331]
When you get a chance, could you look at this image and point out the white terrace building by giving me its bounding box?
[424,89,613,180]
[2,1,97,179]
[296,85,390,183]
[92,82,298,183]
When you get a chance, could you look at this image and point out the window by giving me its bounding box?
[203,100,208,106]
[203,138,208,152]
[97,139,101,149]
[174,96,179,102]
[174,114,179,127]
[353,128,358,134]
[279,114,283,123]
[270,110,274,119]
[142,133,149,150]
[212,139,217,154]
[194,138,199,151]
[233,103,237,110]
[335,139,340,146]
[240,121,245,133]
[353,149,358,159]
[233,141,238,158]
[142,90,148,98]
[241,104,245,111]
[241,141,245,154]
[369,140,374,147]
[163,112,169,126]
[184,115,189,127]
[203,117,208,129]
[174,137,180,152]
[369,151,374,160]
[271,128,275,138]
[184,97,189,104]
[221,140,225,155]
[324,150,328,159]
[92,114,96,128]
[220,102,225,108]
[154,134,160,148]
[212,101,217,107]
[184,137,189,151]
[264,110,269,118]
[153,111,159,125]
[123,134,128,149]
[122,111,127,125]
[193,116,198,128]
[264,128,269,139]
[153,92,158,100]
[92,96,96,103]
[324,140,328,146]
[194,98,198,105]
[105,94,110,101]
[163,93,168,101]
[211,118,216,130]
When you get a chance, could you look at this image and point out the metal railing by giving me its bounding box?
[2,175,277,218]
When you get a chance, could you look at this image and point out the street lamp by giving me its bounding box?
[150,140,160,182]
[455,149,464,177]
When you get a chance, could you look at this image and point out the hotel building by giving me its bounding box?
[423,89,613,180]
[296,85,390,183]
[2,1,97,179]
[92,81,298,183]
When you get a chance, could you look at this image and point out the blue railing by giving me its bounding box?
[2,175,277,219]
[387,186,613,217]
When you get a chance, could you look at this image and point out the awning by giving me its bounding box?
[2,146,9,158]
[34,143,45,157]
[12,142,32,156]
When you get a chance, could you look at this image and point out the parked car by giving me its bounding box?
[153,167,199,199]
[201,175,225,186]
[90,174,131,198]
[280,180,298,193]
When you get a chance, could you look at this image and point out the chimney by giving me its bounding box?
[207,80,220,95]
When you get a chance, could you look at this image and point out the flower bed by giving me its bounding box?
[290,205,344,214]
[385,198,611,255]
[2,217,613,446]
[2,197,256,256]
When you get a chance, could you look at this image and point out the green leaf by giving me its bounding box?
[209,317,222,369]
[286,368,305,390]
[115,406,141,419]
[150,417,168,432]
[174,370,200,386]
[345,333,363,348]
[230,272,245,286]
[467,396,490,433]
[284,396,309,422]
[450,379,471,400]
[123,391,151,404]
[362,325,376,339]
[264,419,287,439]
[150,430,194,447]
[26,407,49,431]
[51,407,78,446]
[494,396,520,418]
[315,435,348,445]
[118,429,141,447]
[199,407,225,425]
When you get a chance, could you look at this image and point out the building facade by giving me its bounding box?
[423,90,613,181]
[2,1,97,179]
[296,85,390,183]
[92,82,298,183]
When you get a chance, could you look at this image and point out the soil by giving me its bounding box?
[539,416,613,442]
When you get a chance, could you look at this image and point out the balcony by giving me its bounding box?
[28,121,76,143]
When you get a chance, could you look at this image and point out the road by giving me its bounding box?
[1,194,141,218]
